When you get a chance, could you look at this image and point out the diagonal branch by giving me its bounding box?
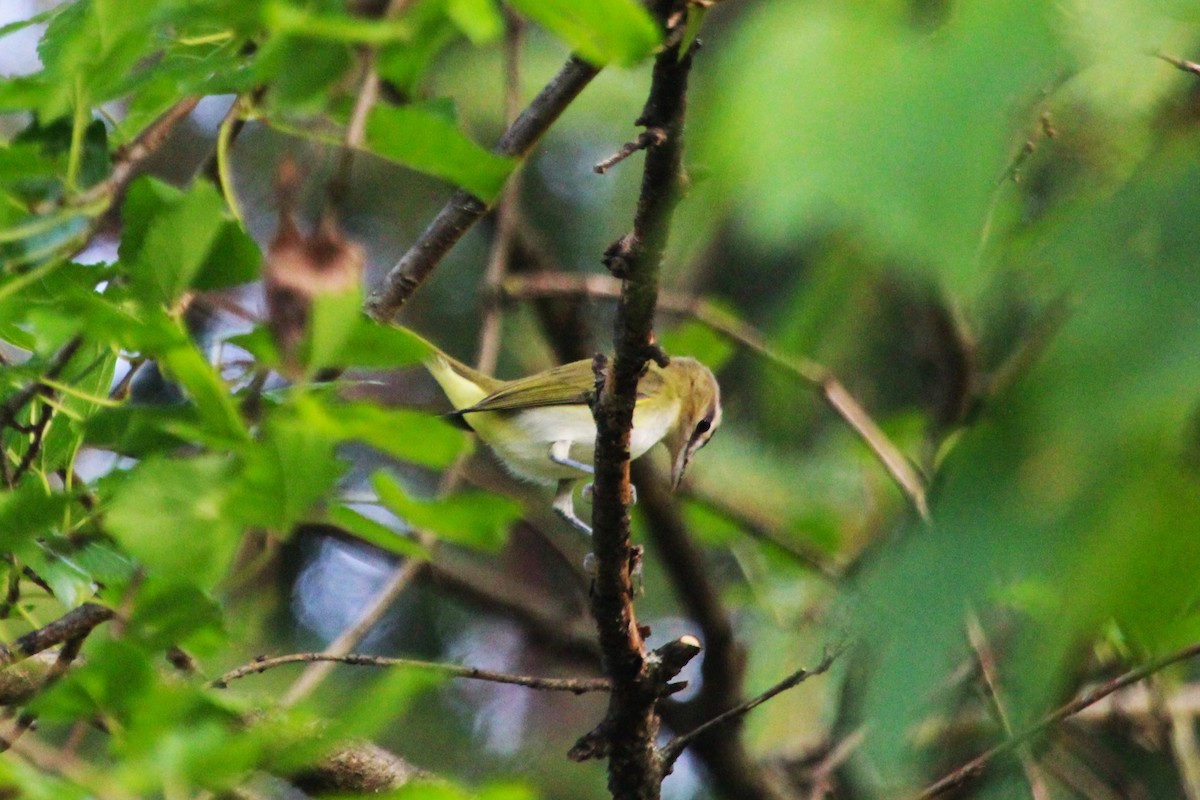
[502,272,930,520]
[280,553,427,707]
[915,637,1200,799]
[0,603,114,669]
[660,645,842,769]
[364,55,600,321]
[59,96,202,211]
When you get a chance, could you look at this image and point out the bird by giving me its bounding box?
[422,340,722,535]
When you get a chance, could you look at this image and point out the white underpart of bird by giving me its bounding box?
[425,350,720,536]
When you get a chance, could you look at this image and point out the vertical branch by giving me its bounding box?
[586,6,693,796]
[632,460,793,800]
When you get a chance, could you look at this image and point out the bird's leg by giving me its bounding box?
[548,440,593,475]
[581,482,637,504]
[553,478,592,536]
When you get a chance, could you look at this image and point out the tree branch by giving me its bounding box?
[586,7,694,795]
[293,741,427,794]
[502,272,930,520]
[213,651,610,694]
[475,9,525,375]
[915,638,1200,799]
[660,645,842,769]
[280,553,427,707]
[63,97,202,210]
[633,460,795,800]
[1158,52,1200,77]
[364,55,600,321]
[0,603,114,669]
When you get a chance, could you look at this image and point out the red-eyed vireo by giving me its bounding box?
[423,343,722,534]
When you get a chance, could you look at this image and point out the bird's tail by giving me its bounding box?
[398,326,504,412]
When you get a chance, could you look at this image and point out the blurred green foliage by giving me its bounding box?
[0,0,1198,798]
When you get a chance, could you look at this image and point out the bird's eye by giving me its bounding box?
[695,419,711,435]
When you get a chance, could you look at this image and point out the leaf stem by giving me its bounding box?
[66,75,88,192]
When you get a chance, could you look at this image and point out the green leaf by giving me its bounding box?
[0,6,61,40]
[120,178,231,306]
[225,326,282,370]
[37,340,117,470]
[125,578,224,651]
[69,541,137,588]
[298,396,465,468]
[157,345,246,444]
[372,471,520,551]
[31,639,153,722]
[105,455,243,588]
[34,0,155,117]
[252,34,353,108]
[263,1,412,44]
[237,408,345,530]
[331,317,431,369]
[306,290,366,375]
[322,665,443,742]
[0,481,73,554]
[506,0,660,66]
[328,505,429,558]
[192,217,262,290]
[693,0,1067,294]
[365,104,516,201]
[26,549,95,609]
[83,404,203,456]
[445,0,504,44]
[659,318,734,372]
[376,13,459,97]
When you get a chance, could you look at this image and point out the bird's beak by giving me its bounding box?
[670,446,691,490]
[666,428,692,491]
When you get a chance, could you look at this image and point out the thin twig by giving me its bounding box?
[214,95,248,224]
[280,553,427,706]
[475,10,525,375]
[1158,52,1200,77]
[214,651,610,694]
[58,97,201,211]
[660,645,842,769]
[365,55,601,320]
[967,613,1052,800]
[594,127,666,174]
[806,729,867,800]
[914,638,1200,799]
[502,272,931,520]
[0,337,83,428]
[0,634,89,754]
[9,405,52,484]
[2,337,84,487]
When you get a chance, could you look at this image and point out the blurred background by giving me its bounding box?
[4,0,1200,797]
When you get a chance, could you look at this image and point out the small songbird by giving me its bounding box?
[423,342,722,534]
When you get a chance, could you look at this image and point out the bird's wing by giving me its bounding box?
[458,360,597,413]
[456,359,668,415]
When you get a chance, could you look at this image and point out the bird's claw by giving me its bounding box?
[580,482,637,504]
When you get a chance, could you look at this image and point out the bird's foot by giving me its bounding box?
[580,482,637,504]
[554,479,592,536]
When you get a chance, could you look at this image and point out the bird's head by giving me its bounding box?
[660,357,722,490]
